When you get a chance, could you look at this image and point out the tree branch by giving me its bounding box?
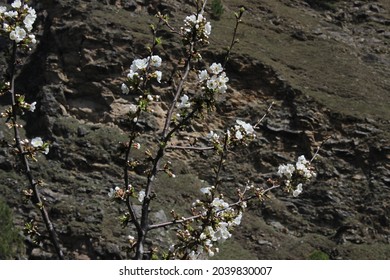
[9,41,64,259]
[148,184,281,230]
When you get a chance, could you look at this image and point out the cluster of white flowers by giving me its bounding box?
[176,94,191,109]
[277,155,316,197]
[293,183,303,197]
[205,120,255,149]
[295,155,315,179]
[171,186,245,259]
[206,131,219,143]
[121,55,162,94]
[198,63,229,94]
[211,197,229,212]
[233,119,256,141]
[181,13,211,45]
[199,189,243,257]
[183,209,242,259]
[0,0,37,44]
[277,163,295,179]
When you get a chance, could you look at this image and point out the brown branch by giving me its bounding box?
[166,145,214,151]
[162,43,194,138]
[9,41,64,259]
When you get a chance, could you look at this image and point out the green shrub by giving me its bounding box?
[0,199,23,259]
[211,0,224,20]
[308,250,330,260]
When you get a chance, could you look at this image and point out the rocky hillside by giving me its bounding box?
[0,0,389,259]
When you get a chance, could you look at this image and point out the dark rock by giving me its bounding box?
[291,30,309,41]
[122,0,137,11]
[77,126,88,137]
[0,157,12,171]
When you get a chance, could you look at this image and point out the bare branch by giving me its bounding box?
[254,101,274,129]
[166,145,214,151]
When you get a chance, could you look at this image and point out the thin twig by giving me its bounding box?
[254,101,274,129]
[310,135,330,163]
[223,7,245,68]
[166,145,214,151]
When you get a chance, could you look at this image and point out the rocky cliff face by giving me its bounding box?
[0,0,389,259]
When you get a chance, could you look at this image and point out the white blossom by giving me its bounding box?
[132,143,141,150]
[204,226,217,241]
[211,197,229,212]
[209,63,223,75]
[9,26,26,43]
[127,235,135,242]
[23,9,37,32]
[31,137,44,148]
[29,101,36,112]
[127,70,138,80]
[185,14,197,24]
[128,104,138,114]
[205,21,212,36]
[198,70,209,82]
[108,188,115,198]
[214,222,231,240]
[3,22,10,32]
[293,183,303,197]
[208,250,215,257]
[217,72,229,93]
[235,119,255,136]
[200,187,212,196]
[206,76,218,91]
[121,83,130,94]
[296,155,309,166]
[154,70,162,83]
[138,190,145,203]
[231,212,243,226]
[149,55,162,67]
[277,163,295,179]
[207,131,219,142]
[4,11,18,18]
[131,58,148,72]
[182,13,211,41]
[177,94,191,109]
[28,34,36,44]
[11,0,22,9]
[187,250,197,260]
[108,186,120,198]
[296,155,315,179]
